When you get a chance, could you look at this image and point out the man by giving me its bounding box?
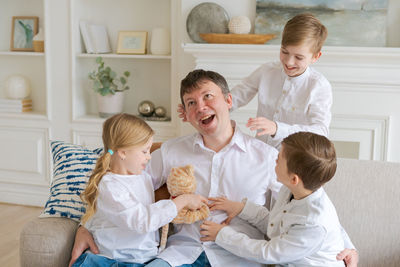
[70,70,357,267]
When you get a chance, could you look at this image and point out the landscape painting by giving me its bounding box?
[255,0,389,47]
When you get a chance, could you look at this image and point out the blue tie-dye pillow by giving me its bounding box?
[40,141,103,222]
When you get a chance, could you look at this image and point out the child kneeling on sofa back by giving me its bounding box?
[200,131,354,266]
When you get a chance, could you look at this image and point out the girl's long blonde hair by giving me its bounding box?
[80,113,154,224]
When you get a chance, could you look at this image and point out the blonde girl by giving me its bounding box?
[72,113,206,267]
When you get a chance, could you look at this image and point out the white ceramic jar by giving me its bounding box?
[150,28,170,55]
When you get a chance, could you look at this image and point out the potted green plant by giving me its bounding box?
[88,56,130,118]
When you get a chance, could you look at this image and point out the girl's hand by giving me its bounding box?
[246,117,277,136]
[208,197,244,224]
[177,104,187,122]
[200,220,226,242]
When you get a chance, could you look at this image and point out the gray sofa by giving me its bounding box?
[20,158,400,267]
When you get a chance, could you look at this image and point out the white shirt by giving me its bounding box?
[216,186,347,267]
[147,123,281,267]
[85,172,177,263]
[231,61,332,149]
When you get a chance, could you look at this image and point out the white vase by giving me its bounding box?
[96,92,124,118]
[150,28,170,55]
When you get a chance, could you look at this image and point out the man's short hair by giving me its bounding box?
[281,13,328,55]
[180,69,230,107]
[282,132,337,191]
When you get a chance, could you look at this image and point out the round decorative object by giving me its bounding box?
[150,28,170,55]
[138,100,155,117]
[4,74,31,99]
[228,16,251,34]
[186,3,229,43]
[154,106,167,117]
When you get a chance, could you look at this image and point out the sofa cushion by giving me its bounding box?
[40,141,102,222]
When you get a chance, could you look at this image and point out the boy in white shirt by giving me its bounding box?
[230,13,331,149]
[200,132,354,266]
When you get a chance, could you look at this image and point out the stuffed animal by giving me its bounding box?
[159,165,209,251]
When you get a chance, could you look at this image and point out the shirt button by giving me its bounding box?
[270,223,274,227]
[282,90,287,95]
[283,210,287,213]
[292,107,296,111]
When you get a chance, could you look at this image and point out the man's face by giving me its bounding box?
[182,80,232,138]
[279,43,320,77]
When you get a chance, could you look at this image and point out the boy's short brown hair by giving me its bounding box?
[180,69,230,107]
[282,132,336,191]
[281,13,328,55]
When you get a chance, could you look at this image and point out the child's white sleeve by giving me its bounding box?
[230,66,264,111]
[238,200,270,234]
[215,223,326,264]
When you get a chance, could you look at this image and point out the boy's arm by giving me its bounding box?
[215,223,326,264]
[230,66,264,111]
[237,199,271,234]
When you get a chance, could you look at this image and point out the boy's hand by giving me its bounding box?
[208,197,244,224]
[336,248,358,267]
[185,194,208,210]
[246,117,277,136]
[200,220,226,242]
[177,104,187,122]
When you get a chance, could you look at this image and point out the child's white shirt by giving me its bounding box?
[84,171,177,263]
[231,61,332,149]
[215,186,347,267]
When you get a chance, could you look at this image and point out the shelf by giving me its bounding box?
[0,51,44,57]
[74,114,172,126]
[77,53,171,60]
[0,111,47,120]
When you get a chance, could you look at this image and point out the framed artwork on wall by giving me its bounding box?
[117,31,147,54]
[10,16,39,51]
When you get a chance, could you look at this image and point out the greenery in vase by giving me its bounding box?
[88,57,130,96]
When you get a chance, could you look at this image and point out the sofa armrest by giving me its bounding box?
[20,217,79,267]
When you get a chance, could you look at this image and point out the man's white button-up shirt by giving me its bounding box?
[147,123,280,267]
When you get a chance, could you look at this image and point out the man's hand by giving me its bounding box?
[336,248,358,267]
[68,226,99,267]
[177,104,187,122]
[246,117,277,136]
[208,196,244,224]
[200,220,226,242]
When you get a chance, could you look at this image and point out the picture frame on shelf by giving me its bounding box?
[117,31,147,54]
[10,16,39,51]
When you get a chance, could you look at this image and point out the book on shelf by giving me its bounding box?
[0,98,32,105]
[80,21,111,54]
[0,98,32,113]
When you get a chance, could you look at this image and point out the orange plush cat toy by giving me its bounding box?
[159,165,209,251]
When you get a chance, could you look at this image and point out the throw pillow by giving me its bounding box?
[40,141,103,222]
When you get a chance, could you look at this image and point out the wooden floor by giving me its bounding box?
[0,203,43,267]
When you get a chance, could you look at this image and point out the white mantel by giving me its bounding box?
[183,43,400,162]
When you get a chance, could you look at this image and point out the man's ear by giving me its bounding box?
[225,93,233,109]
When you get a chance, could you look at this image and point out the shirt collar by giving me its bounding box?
[289,187,324,207]
[192,120,247,153]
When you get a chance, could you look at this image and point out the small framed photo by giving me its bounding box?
[10,16,39,51]
[117,31,147,54]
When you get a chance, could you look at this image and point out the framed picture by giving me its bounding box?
[117,31,147,54]
[10,16,39,51]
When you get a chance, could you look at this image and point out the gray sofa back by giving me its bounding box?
[325,158,400,267]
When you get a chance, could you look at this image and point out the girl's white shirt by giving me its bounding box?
[84,171,177,263]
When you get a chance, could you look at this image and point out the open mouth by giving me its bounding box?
[200,114,215,125]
